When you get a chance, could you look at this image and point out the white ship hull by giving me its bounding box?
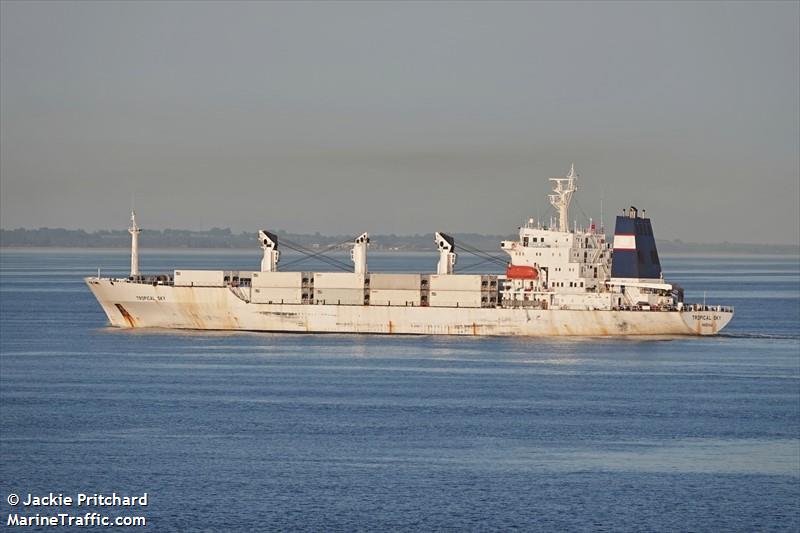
[86,278,733,336]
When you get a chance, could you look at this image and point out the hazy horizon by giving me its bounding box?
[2,1,798,244]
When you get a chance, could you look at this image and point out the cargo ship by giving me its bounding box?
[85,165,733,336]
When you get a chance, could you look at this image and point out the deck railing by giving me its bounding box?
[683,304,734,313]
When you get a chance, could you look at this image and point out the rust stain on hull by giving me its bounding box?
[114,304,136,328]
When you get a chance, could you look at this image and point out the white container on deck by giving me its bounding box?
[174,270,226,287]
[429,274,483,291]
[251,271,304,288]
[369,273,421,290]
[314,288,365,305]
[313,272,366,289]
[251,287,304,304]
[369,289,421,306]
[429,290,483,308]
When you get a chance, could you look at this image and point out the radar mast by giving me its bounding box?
[548,164,578,233]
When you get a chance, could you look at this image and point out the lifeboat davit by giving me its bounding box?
[506,265,538,279]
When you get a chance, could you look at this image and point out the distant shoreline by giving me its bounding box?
[1,228,797,255]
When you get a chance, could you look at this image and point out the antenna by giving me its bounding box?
[600,189,604,232]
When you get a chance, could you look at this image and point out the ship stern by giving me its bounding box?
[680,306,734,335]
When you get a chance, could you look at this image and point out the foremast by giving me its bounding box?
[128,210,141,278]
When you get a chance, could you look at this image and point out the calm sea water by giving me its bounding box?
[1,250,798,531]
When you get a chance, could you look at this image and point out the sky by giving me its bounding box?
[1,1,798,244]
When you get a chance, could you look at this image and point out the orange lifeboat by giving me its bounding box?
[506,265,538,279]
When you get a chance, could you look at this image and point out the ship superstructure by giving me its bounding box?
[86,166,733,336]
[499,165,679,313]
